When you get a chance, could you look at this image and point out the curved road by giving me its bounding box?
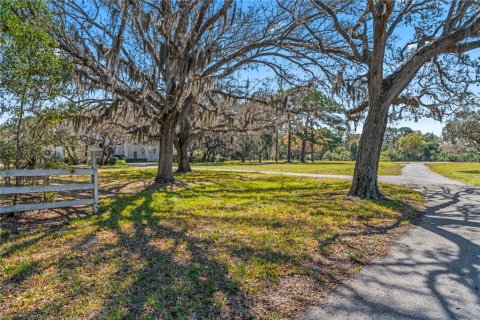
[195,163,480,319]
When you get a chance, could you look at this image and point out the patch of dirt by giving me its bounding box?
[253,275,326,318]
[101,180,153,196]
[250,218,419,319]
[0,206,92,235]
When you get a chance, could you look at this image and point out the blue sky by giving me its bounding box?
[364,118,444,135]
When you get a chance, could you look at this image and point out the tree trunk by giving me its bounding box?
[310,119,314,162]
[287,114,292,163]
[349,4,392,199]
[15,101,25,170]
[300,128,307,163]
[176,126,192,172]
[176,139,192,172]
[287,131,292,163]
[13,101,25,211]
[275,127,279,162]
[176,98,193,173]
[348,103,389,198]
[64,145,79,165]
[84,144,89,163]
[102,146,113,165]
[155,119,176,184]
[100,147,106,166]
[310,142,314,162]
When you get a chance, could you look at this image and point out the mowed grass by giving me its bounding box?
[192,160,406,176]
[0,169,423,319]
[427,162,480,186]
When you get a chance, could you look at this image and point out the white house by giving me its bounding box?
[52,146,65,159]
[114,141,159,162]
[46,141,158,163]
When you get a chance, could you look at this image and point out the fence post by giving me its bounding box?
[91,151,99,214]
[43,175,49,201]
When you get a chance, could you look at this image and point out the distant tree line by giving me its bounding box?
[185,120,480,164]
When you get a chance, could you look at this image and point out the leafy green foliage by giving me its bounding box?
[380,126,480,162]
[443,112,480,150]
[0,137,15,168]
[0,0,67,106]
[0,0,70,168]
[299,89,344,129]
[0,119,65,168]
[397,133,427,161]
[323,145,352,161]
[381,127,441,162]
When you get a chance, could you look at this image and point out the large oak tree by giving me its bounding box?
[284,0,480,197]
[51,0,304,183]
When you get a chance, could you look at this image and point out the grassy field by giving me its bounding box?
[192,160,406,176]
[427,162,480,186]
[0,169,423,319]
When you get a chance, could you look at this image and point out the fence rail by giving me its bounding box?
[0,199,95,215]
[0,183,95,195]
[0,152,99,215]
[0,168,95,177]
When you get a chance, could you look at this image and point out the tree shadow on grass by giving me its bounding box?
[90,188,255,319]
[458,170,480,174]
[312,194,423,293]
[2,260,41,286]
[72,179,365,319]
[0,232,50,259]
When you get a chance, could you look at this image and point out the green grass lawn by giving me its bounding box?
[0,169,423,319]
[192,160,406,176]
[427,162,480,186]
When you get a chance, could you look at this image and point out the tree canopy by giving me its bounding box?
[0,0,479,198]
[0,0,69,169]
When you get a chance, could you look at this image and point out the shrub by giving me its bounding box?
[108,156,118,165]
[323,146,351,161]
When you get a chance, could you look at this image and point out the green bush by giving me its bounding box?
[432,152,480,162]
[323,146,351,161]
[214,155,227,163]
[108,156,118,165]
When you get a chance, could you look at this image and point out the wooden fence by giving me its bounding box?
[0,167,99,215]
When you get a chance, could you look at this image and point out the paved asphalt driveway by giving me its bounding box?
[301,163,480,320]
